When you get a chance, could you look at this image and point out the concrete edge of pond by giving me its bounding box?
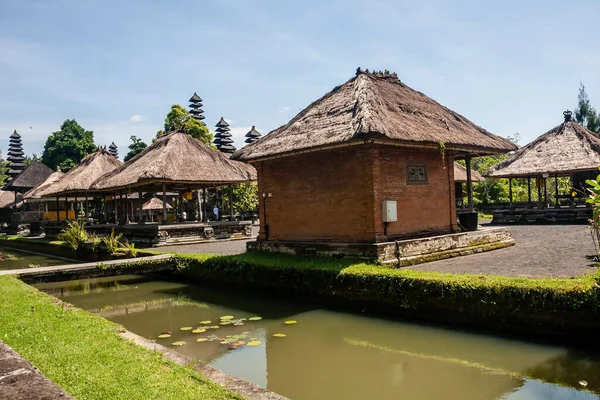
[0,254,172,277]
[120,330,289,400]
[0,340,75,400]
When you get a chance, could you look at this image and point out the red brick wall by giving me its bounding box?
[255,144,458,243]
[373,147,458,240]
[256,146,377,242]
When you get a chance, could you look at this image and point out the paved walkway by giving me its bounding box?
[408,223,598,278]
[0,341,74,399]
[161,238,251,255]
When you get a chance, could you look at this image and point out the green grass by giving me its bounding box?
[0,275,242,400]
[478,212,494,219]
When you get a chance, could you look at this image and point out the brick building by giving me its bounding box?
[233,70,516,251]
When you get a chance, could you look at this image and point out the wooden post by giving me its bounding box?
[229,184,234,221]
[74,195,78,219]
[537,177,543,209]
[85,194,89,219]
[527,177,531,207]
[114,194,118,223]
[162,184,167,224]
[56,197,60,222]
[465,155,473,212]
[555,176,559,208]
[203,188,207,222]
[138,191,143,223]
[508,178,513,207]
[65,196,69,220]
[124,193,129,223]
[544,178,548,207]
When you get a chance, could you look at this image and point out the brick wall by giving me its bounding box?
[255,144,458,243]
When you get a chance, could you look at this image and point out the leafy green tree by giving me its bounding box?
[123,136,148,162]
[23,154,38,166]
[41,120,96,172]
[575,83,600,133]
[157,104,213,144]
[221,182,259,215]
[0,152,7,185]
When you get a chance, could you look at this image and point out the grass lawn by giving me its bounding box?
[0,275,242,400]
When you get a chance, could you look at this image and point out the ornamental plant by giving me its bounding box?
[585,173,600,259]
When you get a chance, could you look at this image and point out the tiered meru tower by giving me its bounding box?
[189,93,205,123]
[6,130,25,182]
[245,126,262,144]
[108,142,118,158]
[214,118,236,154]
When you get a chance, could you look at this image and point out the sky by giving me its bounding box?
[1,0,600,159]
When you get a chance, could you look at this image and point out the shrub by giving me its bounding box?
[57,220,88,257]
[120,240,138,258]
[102,229,123,255]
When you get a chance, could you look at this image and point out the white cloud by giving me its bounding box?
[277,106,290,114]
[129,114,146,122]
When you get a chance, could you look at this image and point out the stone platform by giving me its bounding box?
[43,221,254,246]
[491,207,591,224]
[247,227,514,266]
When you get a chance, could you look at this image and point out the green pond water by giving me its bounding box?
[0,247,66,270]
[35,274,600,400]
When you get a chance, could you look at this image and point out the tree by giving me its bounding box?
[221,182,259,215]
[157,104,213,144]
[23,154,38,166]
[575,83,600,133]
[124,136,148,162]
[0,152,7,186]
[41,119,96,172]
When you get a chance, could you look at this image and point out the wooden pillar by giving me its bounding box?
[64,196,69,220]
[508,178,513,207]
[465,155,473,212]
[56,197,60,222]
[203,188,207,222]
[114,194,118,223]
[162,184,167,224]
[125,193,129,223]
[138,191,143,223]
[178,192,183,222]
[555,176,559,208]
[85,194,89,219]
[537,177,543,209]
[74,195,78,219]
[527,177,531,207]
[544,178,548,207]
[229,184,234,221]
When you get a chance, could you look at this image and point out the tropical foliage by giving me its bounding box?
[220,182,259,215]
[41,119,96,172]
[157,104,213,144]
[124,135,147,161]
[586,172,600,260]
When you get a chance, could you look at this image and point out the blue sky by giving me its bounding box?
[1,0,599,159]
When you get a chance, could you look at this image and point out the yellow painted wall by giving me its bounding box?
[44,210,76,221]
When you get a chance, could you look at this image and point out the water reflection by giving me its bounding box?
[0,248,65,270]
[36,275,600,400]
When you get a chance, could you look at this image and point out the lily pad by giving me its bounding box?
[196,338,208,342]
[209,326,220,329]
[247,340,263,346]
[284,320,297,325]
[220,321,232,326]
[220,340,229,345]
[200,320,212,324]
[248,316,262,321]
[157,334,172,339]
[180,327,193,331]
[207,335,221,342]
[579,380,588,387]
[233,322,245,326]
[273,333,287,338]
[220,315,234,320]
[171,341,186,346]
[192,328,206,334]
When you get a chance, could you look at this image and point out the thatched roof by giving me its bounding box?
[23,171,65,200]
[35,149,122,196]
[453,162,484,183]
[233,71,517,162]
[142,197,172,211]
[0,190,21,208]
[487,121,600,178]
[91,131,256,192]
[3,161,54,192]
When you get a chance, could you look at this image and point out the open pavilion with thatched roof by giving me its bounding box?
[453,162,484,210]
[91,130,256,223]
[33,147,123,223]
[486,111,599,223]
[233,70,516,263]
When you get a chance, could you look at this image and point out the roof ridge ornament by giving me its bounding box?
[563,110,573,122]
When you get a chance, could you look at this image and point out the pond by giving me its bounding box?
[0,247,67,270]
[35,274,600,400]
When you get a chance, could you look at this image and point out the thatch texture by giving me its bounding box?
[487,121,600,177]
[453,162,484,182]
[3,161,54,192]
[91,131,256,191]
[23,171,65,200]
[233,71,517,162]
[35,149,122,196]
[0,190,21,208]
[142,197,172,211]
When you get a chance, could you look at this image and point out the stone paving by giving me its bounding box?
[0,341,74,400]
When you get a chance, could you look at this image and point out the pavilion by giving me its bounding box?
[89,130,257,245]
[233,70,516,263]
[453,162,484,210]
[33,147,123,223]
[3,160,55,223]
[486,111,598,223]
